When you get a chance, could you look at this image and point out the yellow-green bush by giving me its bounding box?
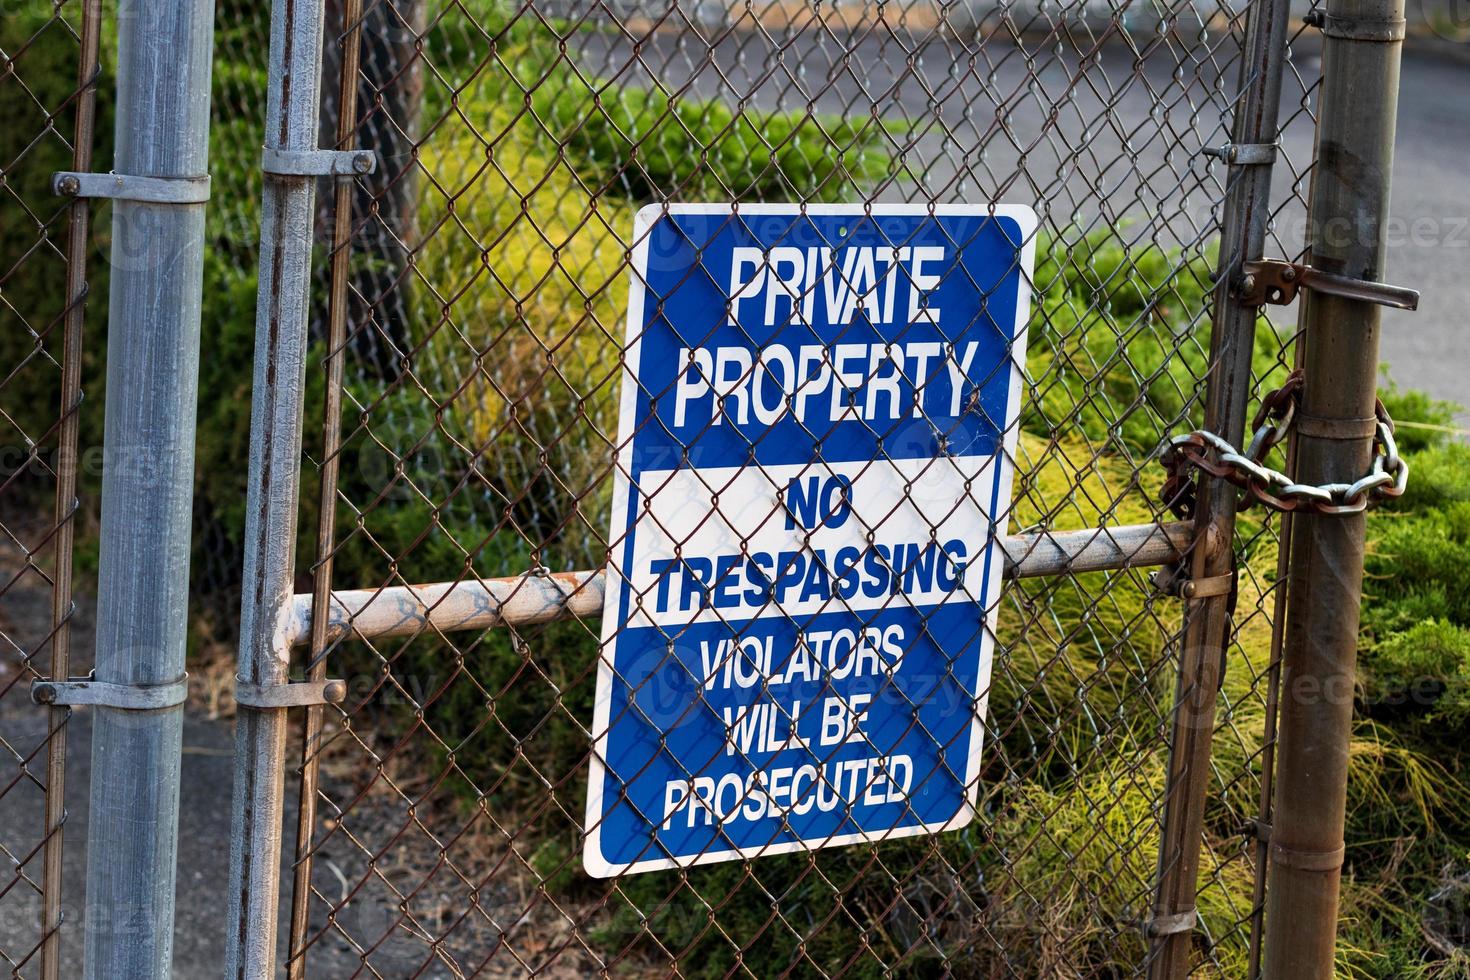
[414,126,629,566]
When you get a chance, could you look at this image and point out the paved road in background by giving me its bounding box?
[1376,46,1470,425]
[585,28,1468,423]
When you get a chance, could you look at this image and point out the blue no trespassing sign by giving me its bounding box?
[584,203,1037,877]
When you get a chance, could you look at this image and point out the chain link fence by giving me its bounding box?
[0,0,1336,974]
[0,0,100,974]
[255,1,1323,976]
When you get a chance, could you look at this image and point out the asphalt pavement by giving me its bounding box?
[1374,44,1470,424]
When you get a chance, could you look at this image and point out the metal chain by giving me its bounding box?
[1160,369,1408,518]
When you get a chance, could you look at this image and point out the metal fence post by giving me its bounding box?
[1146,0,1293,972]
[1262,0,1406,973]
[223,0,332,973]
[78,0,215,975]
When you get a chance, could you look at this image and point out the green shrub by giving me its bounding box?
[1359,382,1470,733]
[1022,229,1289,455]
[536,84,892,202]
[1362,619,1470,721]
[0,1,278,600]
[1397,441,1470,512]
[0,8,113,496]
[1378,373,1461,455]
[1365,501,1470,637]
[1332,377,1470,974]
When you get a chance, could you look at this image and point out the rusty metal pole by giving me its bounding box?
[1262,0,1406,974]
[285,0,367,972]
[1145,0,1293,973]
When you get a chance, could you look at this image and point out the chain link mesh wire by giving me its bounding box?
[0,0,1331,973]
[247,0,1335,976]
[0,0,99,974]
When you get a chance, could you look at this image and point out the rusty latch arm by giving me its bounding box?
[1143,909,1197,938]
[1236,258,1419,311]
[235,677,347,709]
[1202,142,1277,166]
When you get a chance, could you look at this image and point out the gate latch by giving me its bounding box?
[261,147,376,177]
[1236,259,1419,311]
[234,677,347,709]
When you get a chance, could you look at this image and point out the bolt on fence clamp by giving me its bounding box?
[31,673,188,710]
[1201,142,1277,166]
[1236,258,1420,310]
[1151,554,1240,691]
[1175,571,1235,599]
[260,146,377,177]
[52,171,211,204]
[234,677,347,709]
[1149,560,1190,597]
[1239,818,1272,841]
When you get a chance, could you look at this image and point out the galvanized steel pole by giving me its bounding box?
[82,0,214,975]
[1263,0,1406,973]
[1146,0,1292,972]
[223,0,330,973]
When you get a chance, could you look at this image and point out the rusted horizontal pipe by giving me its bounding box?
[276,569,606,648]
[998,519,1190,579]
[277,520,1191,648]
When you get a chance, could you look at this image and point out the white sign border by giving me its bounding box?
[584,202,1038,878]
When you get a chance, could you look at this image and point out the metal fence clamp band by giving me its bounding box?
[1144,910,1198,938]
[1179,571,1235,599]
[1294,413,1380,440]
[260,147,377,177]
[234,678,347,709]
[31,675,188,710]
[1303,8,1407,40]
[51,171,211,204]
[1269,841,1346,873]
[1202,142,1277,166]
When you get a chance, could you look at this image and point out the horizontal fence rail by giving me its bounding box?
[279,521,1194,647]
